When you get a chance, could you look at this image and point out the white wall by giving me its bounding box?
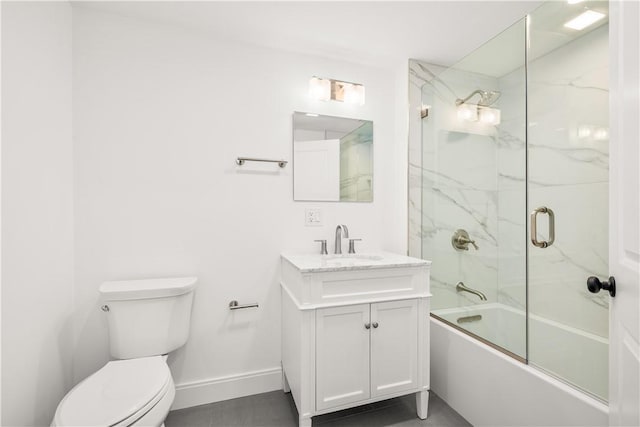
[71,7,405,407]
[1,2,74,426]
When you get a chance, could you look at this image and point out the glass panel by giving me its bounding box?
[527,1,609,401]
[422,18,527,359]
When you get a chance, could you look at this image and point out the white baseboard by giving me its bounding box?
[171,367,283,410]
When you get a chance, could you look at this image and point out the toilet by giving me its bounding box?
[52,276,197,427]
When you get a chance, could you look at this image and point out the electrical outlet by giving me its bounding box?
[305,208,323,226]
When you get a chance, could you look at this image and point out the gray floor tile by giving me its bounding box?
[165,390,471,427]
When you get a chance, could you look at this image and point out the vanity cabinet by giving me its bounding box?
[316,299,418,411]
[280,252,431,427]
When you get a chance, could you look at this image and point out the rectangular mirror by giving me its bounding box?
[293,112,373,202]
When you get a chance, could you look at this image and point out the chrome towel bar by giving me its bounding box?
[229,300,259,310]
[236,157,287,168]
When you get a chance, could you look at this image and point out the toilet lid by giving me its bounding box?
[54,356,171,426]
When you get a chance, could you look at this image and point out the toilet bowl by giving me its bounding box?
[52,277,197,427]
[52,356,174,427]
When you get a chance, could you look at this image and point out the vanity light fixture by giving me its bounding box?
[456,105,500,126]
[478,106,501,126]
[564,10,606,30]
[309,77,331,101]
[309,76,365,105]
[593,127,609,141]
[577,125,609,141]
[455,89,501,126]
[456,104,478,122]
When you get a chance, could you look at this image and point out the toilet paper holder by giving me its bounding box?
[229,300,259,310]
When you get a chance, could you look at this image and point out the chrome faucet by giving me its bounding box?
[456,281,487,301]
[334,224,350,254]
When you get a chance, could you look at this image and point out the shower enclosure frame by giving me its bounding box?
[409,0,610,411]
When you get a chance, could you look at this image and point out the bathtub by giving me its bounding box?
[431,303,608,426]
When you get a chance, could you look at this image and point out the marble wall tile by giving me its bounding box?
[410,59,500,312]
[520,25,609,338]
[408,23,608,339]
[527,182,609,337]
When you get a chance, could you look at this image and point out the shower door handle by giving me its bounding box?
[530,206,555,248]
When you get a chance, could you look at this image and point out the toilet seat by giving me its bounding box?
[53,356,172,427]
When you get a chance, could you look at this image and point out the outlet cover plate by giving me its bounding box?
[305,208,323,226]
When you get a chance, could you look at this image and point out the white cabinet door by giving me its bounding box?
[315,304,371,411]
[370,299,418,397]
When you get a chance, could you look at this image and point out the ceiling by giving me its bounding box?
[450,0,609,77]
[71,1,543,69]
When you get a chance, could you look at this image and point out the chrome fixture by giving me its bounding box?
[530,206,555,248]
[309,76,365,105]
[101,305,110,312]
[236,157,288,168]
[314,239,328,255]
[455,90,502,125]
[229,300,259,310]
[456,281,487,301]
[455,89,501,107]
[452,229,479,251]
[348,238,362,254]
[334,224,350,254]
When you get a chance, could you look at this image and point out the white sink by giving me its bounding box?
[281,251,429,273]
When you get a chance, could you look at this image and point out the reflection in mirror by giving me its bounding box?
[293,112,373,202]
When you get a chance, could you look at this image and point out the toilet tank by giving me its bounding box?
[99,277,197,359]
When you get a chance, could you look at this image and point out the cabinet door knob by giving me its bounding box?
[372,322,379,329]
[364,323,371,329]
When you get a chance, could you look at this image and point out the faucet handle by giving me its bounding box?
[348,238,362,254]
[314,240,328,255]
[452,229,479,251]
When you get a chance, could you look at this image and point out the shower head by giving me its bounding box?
[455,89,501,107]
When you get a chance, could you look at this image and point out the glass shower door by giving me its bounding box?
[526,0,610,401]
[421,18,528,360]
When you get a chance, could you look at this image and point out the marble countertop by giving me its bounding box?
[281,251,431,273]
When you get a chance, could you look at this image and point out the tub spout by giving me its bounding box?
[456,281,487,301]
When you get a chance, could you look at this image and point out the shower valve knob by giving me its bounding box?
[587,276,616,297]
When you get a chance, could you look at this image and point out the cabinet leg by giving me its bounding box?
[282,369,291,393]
[299,415,312,427]
[416,390,429,420]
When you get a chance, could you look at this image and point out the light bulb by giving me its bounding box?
[478,107,501,125]
[593,127,609,141]
[309,77,330,101]
[457,104,478,122]
[578,125,593,139]
[564,10,606,31]
[343,83,365,105]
